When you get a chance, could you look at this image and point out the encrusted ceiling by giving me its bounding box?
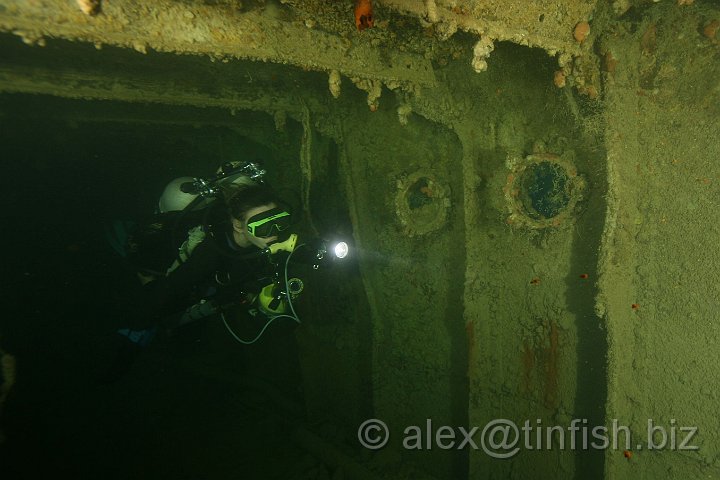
[0,0,671,112]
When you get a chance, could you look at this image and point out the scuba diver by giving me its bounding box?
[101,161,348,382]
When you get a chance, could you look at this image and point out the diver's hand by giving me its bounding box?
[136,271,157,285]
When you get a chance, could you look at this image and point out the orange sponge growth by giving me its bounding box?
[704,19,720,40]
[355,0,374,31]
[574,21,590,43]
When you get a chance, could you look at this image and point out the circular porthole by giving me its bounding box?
[505,153,584,229]
[395,171,451,236]
[520,161,571,220]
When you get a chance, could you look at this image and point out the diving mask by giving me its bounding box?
[246,207,292,238]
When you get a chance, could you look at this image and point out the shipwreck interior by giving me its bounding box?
[1,1,719,479]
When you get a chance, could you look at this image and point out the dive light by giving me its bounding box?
[333,241,349,259]
[312,239,350,266]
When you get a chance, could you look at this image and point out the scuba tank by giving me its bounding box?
[129,161,266,275]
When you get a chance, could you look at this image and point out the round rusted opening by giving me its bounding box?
[519,161,571,220]
[504,152,585,229]
[395,172,450,237]
[406,177,434,210]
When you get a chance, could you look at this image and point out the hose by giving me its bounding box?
[221,244,305,345]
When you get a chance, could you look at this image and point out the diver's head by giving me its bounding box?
[225,184,290,249]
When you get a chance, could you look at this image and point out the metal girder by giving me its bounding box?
[0,64,302,113]
[0,0,436,87]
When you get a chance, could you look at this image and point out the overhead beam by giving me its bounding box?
[0,64,303,113]
[0,0,436,87]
